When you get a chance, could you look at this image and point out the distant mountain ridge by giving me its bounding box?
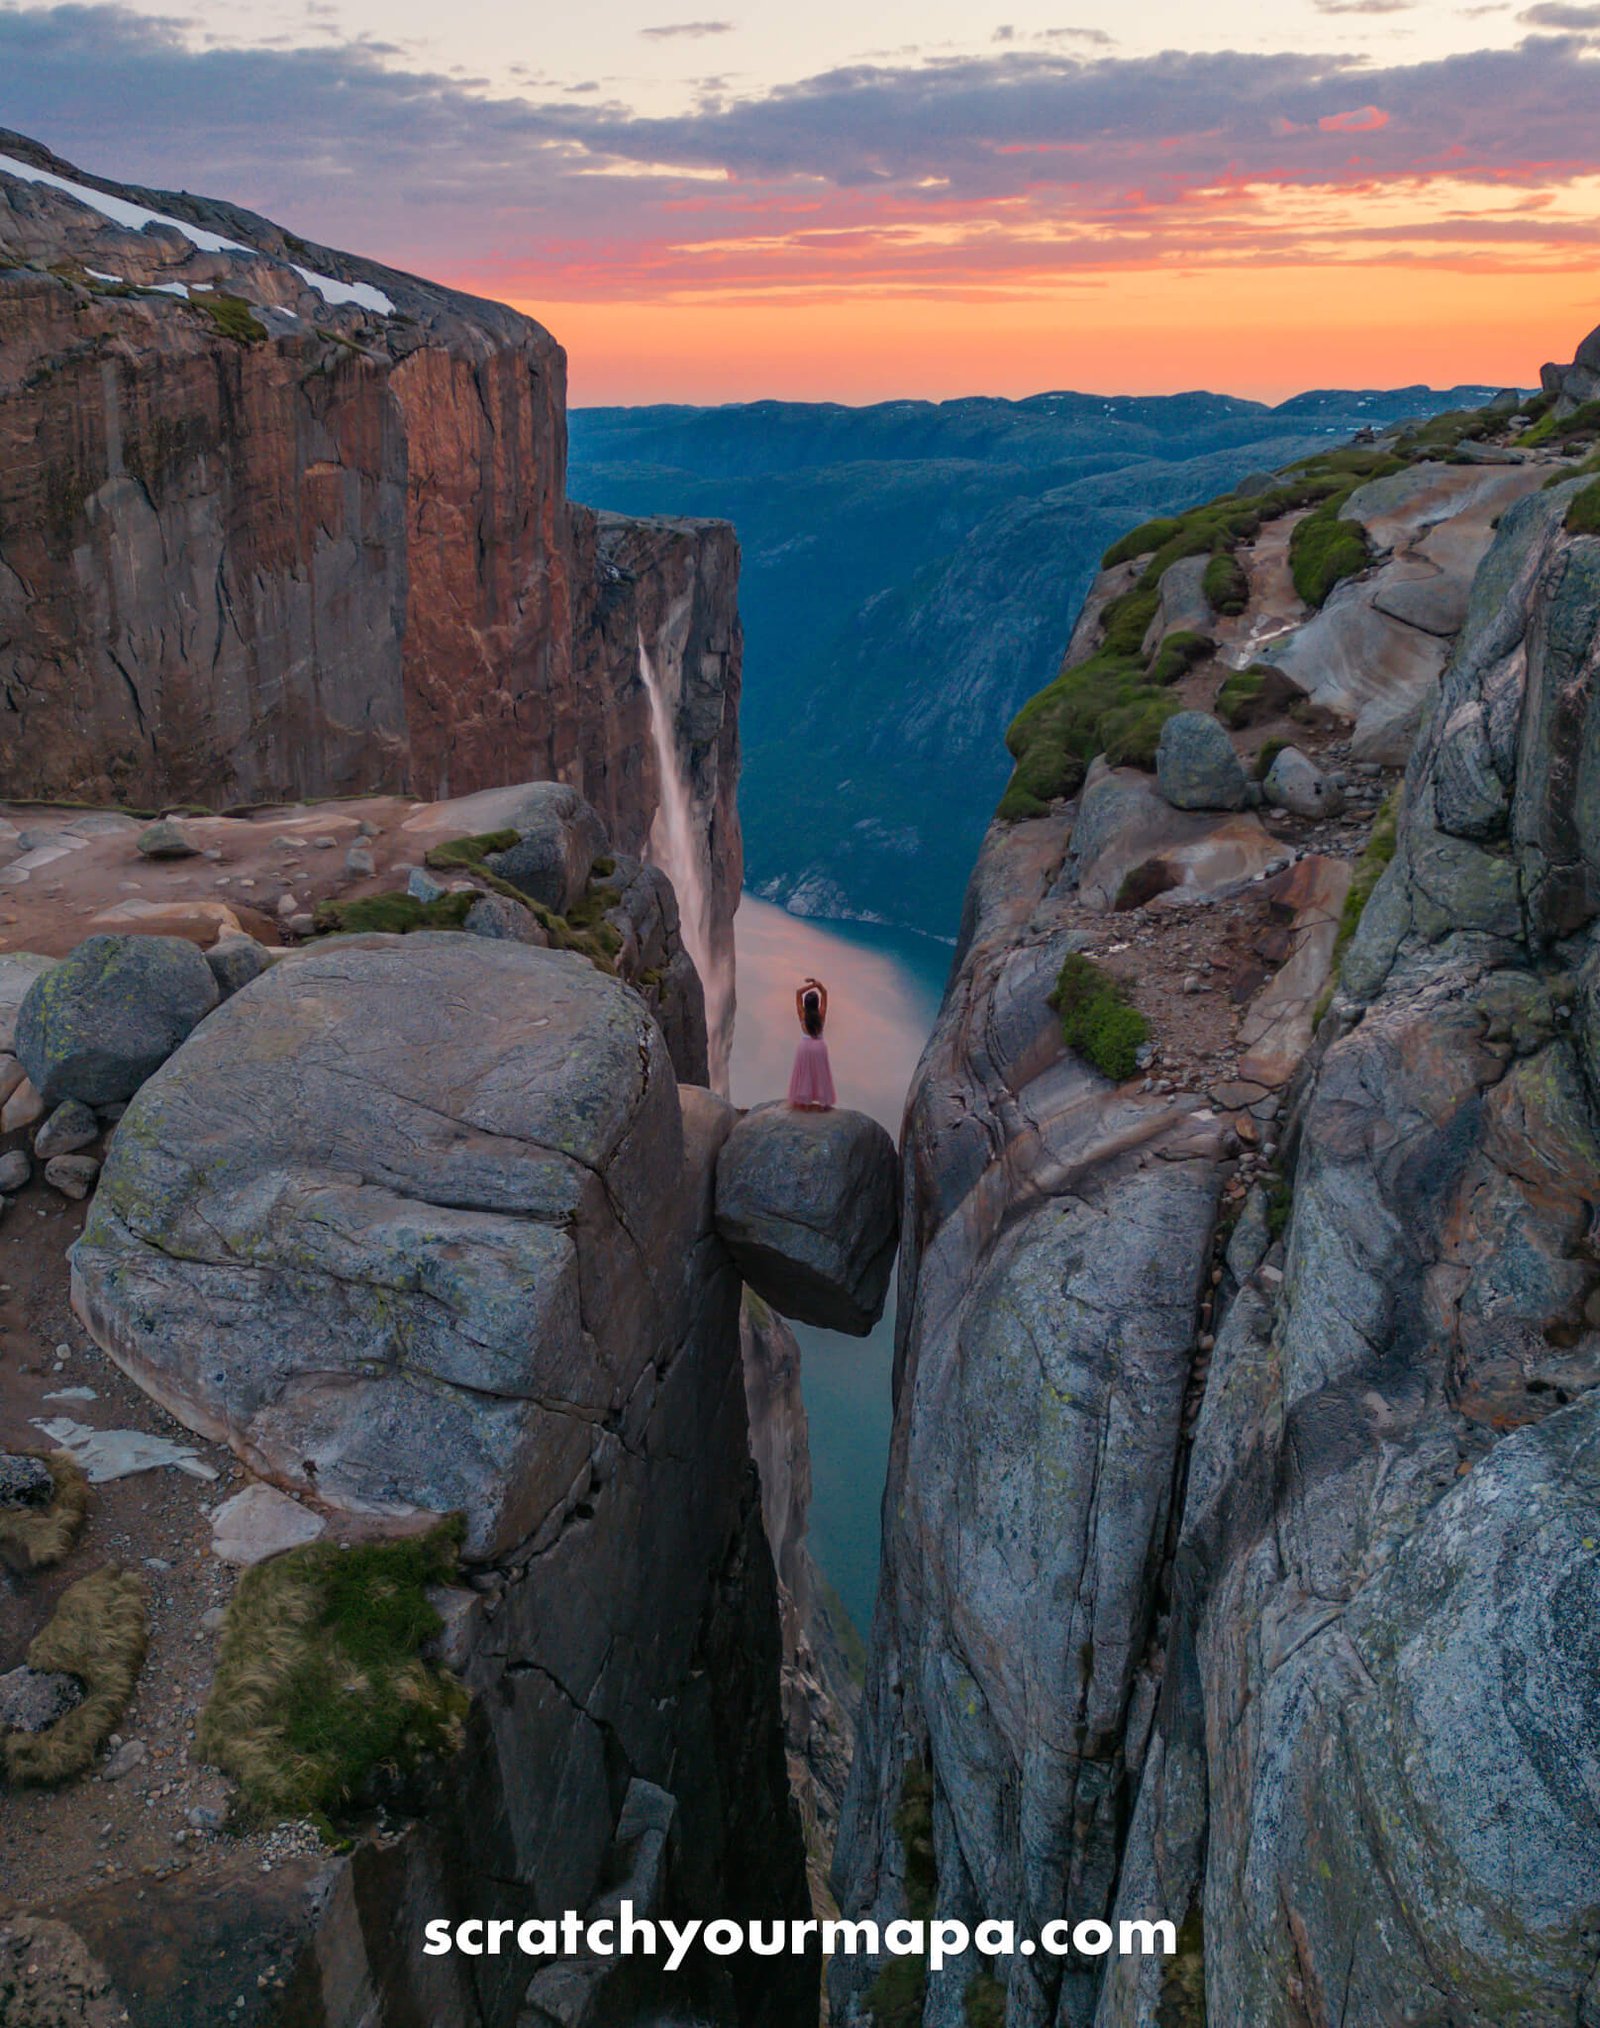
[569,382,1510,939]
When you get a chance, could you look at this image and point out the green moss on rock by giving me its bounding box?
[313,890,475,937]
[1566,477,1600,537]
[194,294,268,344]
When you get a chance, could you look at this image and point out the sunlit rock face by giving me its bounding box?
[0,133,743,1000]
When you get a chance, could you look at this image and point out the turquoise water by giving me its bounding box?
[730,896,950,1640]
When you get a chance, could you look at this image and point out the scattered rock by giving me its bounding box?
[1155,711,1250,812]
[205,935,271,1000]
[1,1075,45,1134]
[0,1666,85,1733]
[714,1104,900,1335]
[463,892,549,945]
[136,820,198,861]
[1262,745,1347,819]
[15,934,220,1106]
[209,1482,326,1566]
[34,1098,100,1160]
[485,782,610,915]
[102,1737,147,1781]
[344,846,375,878]
[0,1147,32,1193]
[0,1452,55,1507]
[45,1154,101,1200]
[406,868,447,906]
[186,1804,225,1832]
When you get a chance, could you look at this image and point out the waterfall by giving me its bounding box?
[637,632,733,1092]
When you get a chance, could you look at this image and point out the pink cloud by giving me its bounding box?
[1319,105,1390,131]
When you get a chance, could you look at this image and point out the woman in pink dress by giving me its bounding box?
[787,976,837,1110]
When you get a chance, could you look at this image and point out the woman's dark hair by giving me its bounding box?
[802,988,823,1037]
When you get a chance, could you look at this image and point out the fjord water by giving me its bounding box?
[731,895,950,1637]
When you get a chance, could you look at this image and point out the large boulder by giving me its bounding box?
[14,935,219,1107]
[1154,710,1249,812]
[70,933,700,1559]
[714,1104,899,1335]
[485,782,610,917]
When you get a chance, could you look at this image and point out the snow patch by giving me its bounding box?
[290,262,395,316]
[1,151,394,316]
[0,149,253,256]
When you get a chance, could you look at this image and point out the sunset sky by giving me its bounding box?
[3,0,1599,401]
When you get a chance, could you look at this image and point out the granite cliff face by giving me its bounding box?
[0,131,741,987]
[834,361,1600,2024]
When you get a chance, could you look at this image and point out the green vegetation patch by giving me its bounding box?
[1265,1173,1295,1243]
[1331,786,1401,980]
[193,293,268,344]
[1566,477,1600,537]
[1394,407,1494,458]
[1149,630,1214,686]
[199,1521,468,1824]
[964,1973,1007,2028]
[1203,549,1250,615]
[1051,952,1149,1081]
[1254,736,1290,781]
[1519,397,1600,449]
[313,890,475,937]
[422,828,520,870]
[420,833,623,971]
[0,1451,89,1572]
[1290,498,1371,608]
[1002,446,1406,818]
[865,1760,937,2028]
[5,1567,148,1785]
[1215,665,1265,729]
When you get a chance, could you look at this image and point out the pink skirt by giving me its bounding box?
[788,1034,836,1109]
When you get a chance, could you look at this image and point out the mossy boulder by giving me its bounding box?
[15,933,219,1106]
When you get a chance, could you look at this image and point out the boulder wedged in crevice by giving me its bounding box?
[714,1104,900,1336]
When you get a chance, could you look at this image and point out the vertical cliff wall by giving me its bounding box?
[834,375,1600,2025]
[0,132,740,973]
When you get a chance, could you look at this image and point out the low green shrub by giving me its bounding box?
[1290,500,1370,608]
[1051,953,1148,1081]
[200,1521,468,1823]
[1202,549,1250,615]
[1255,736,1289,781]
[1149,630,1214,686]
[1102,516,1183,568]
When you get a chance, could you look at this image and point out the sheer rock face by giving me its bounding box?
[0,134,742,979]
[835,421,1600,2027]
[831,807,1230,2028]
[63,937,815,2026]
[1098,500,1600,2025]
